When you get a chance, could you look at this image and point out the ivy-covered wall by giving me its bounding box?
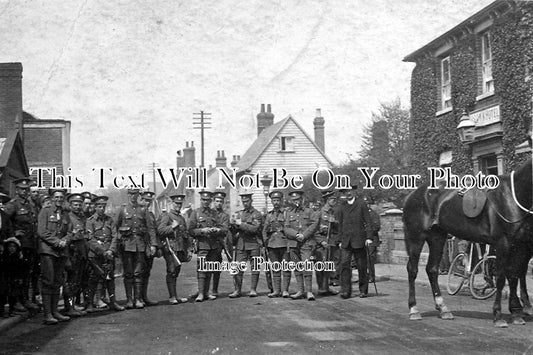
[409,3,533,176]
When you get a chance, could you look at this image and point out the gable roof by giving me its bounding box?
[236,115,334,172]
[0,130,28,171]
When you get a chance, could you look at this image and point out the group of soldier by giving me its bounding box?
[0,176,381,325]
[187,184,380,302]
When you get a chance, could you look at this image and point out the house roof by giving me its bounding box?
[403,0,514,62]
[235,115,334,172]
[0,130,28,170]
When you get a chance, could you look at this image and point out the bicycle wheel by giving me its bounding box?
[447,253,466,295]
[470,256,497,300]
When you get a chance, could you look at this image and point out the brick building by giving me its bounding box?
[0,62,71,190]
[404,0,532,176]
[23,112,71,187]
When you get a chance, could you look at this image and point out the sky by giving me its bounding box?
[0,0,494,189]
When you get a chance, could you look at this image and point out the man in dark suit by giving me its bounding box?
[336,185,372,299]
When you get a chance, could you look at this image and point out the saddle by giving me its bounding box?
[461,188,487,218]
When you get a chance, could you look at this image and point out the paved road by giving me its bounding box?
[2,258,533,354]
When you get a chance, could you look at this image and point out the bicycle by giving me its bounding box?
[446,241,496,299]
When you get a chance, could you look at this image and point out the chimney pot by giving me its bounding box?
[316,108,322,117]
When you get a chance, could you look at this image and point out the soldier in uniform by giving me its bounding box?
[77,191,96,309]
[63,193,88,317]
[139,191,159,306]
[37,188,72,325]
[262,190,290,298]
[157,194,189,304]
[314,190,339,296]
[229,192,263,298]
[284,190,319,301]
[85,196,124,312]
[205,191,230,300]
[29,186,42,215]
[4,178,40,312]
[188,191,221,302]
[116,188,157,309]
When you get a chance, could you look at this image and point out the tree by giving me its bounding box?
[355,98,411,206]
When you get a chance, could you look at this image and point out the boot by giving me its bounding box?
[305,275,315,301]
[249,273,259,297]
[124,279,134,309]
[195,273,206,302]
[229,273,243,298]
[51,293,70,322]
[167,276,179,305]
[42,294,58,325]
[95,284,108,309]
[23,297,39,312]
[209,272,220,300]
[290,275,305,300]
[268,273,282,298]
[84,288,96,313]
[142,277,158,306]
[282,272,291,298]
[64,296,85,317]
[316,271,326,294]
[106,281,124,311]
[133,282,144,308]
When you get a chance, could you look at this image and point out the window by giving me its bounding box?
[279,136,294,151]
[441,57,452,109]
[481,32,494,94]
[480,154,498,175]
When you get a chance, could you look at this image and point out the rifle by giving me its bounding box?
[165,236,182,266]
[88,257,110,280]
[258,231,273,293]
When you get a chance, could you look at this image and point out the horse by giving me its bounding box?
[402,158,532,327]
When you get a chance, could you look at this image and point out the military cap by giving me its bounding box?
[213,191,226,200]
[288,190,304,199]
[199,190,213,200]
[321,190,336,200]
[0,191,10,203]
[48,188,67,196]
[40,194,51,204]
[141,191,155,200]
[67,193,84,203]
[268,190,283,199]
[169,194,185,203]
[3,236,21,248]
[239,190,253,198]
[338,184,357,193]
[81,191,93,201]
[13,178,34,189]
[92,195,109,204]
[127,188,141,194]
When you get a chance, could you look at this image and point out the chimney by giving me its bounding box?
[176,149,185,168]
[257,103,274,136]
[215,150,227,167]
[230,155,240,168]
[313,108,325,152]
[183,141,196,167]
[0,63,23,139]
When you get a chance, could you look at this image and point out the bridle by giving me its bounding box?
[485,169,533,224]
[510,170,533,215]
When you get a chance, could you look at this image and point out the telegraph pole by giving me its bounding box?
[193,111,212,167]
[148,162,160,215]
